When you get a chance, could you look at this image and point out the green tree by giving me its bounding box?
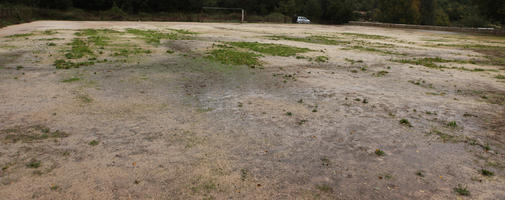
[420,0,436,25]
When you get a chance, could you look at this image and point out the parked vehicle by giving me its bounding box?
[296,16,311,24]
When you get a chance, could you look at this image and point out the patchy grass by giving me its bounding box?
[316,184,333,193]
[1,125,69,143]
[89,140,99,146]
[269,35,350,45]
[454,184,470,196]
[315,56,329,63]
[42,30,58,35]
[38,38,64,41]
[207,48,261,67]
[428,129,457,143]
[340,32,391,40]
[126,29,184,45]
[54,59,94,69]
[88,35,110,46]
[77,94,93,103]
[26,160,41,168]
[61,77,80,83]
[228,42,310,57]
[167,28,198,35]
[495,75,505,79]
[65,38,93,59]
[75,29,120,37]
[392,57,456,69]
[112,47,152,57]
[5,33,33,38]
[345,58,364,64]
[346,46,403,55]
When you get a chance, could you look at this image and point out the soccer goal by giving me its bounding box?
[201,7,245,23]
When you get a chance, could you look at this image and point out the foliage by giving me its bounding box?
[0,0,502,27]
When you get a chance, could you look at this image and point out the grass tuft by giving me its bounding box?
[375,149,385,156]
[89,140,99,146]
[316,184,333,193]
[454,184,470,196]
[399,119,412,127]
[447,121,458,128]
[480,169,494,176]
[26,160,41,168]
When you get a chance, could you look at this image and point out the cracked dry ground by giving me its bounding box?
[0,21,504,199]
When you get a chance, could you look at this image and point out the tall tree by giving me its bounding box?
[420,0,436,25]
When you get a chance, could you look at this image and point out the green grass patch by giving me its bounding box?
[167,28,198,35]
[65,38,93,59]
[227,42,310,57]
[207,48,261,67]
[5,33,33,38]
[391,57,458,69]
[75,29,120,36]
[269,35,350,45]
[2,125,69,143]
[346,46,403,55]
[61,77,80,83]
[126,29,184,45]
[495,75,505,79]
[315,56,329,63]
[87,35,110,46]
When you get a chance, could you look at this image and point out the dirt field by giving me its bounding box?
[0,21,504,199]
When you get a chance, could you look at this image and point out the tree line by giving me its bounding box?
[1,0,504,27]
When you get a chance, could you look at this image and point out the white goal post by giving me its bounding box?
[201,7,245,23]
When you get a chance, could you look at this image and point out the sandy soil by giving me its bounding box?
[0,21,504,199]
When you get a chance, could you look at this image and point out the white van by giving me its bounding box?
[296,16,311,24]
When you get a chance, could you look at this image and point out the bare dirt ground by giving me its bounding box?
[0,21,504,199]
